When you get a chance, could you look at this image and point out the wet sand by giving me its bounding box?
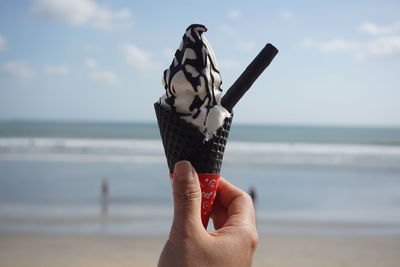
[1,232,399,267]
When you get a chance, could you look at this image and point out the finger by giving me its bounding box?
[170,161,203,238]
[216,178,256,228]
[211,199,227,230]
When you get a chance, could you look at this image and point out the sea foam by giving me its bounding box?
[1,137,400,168]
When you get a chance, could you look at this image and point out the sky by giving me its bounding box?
[0,0,399,126]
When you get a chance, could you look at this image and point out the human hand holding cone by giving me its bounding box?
[155,24,278,228]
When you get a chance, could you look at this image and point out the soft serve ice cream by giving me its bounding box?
[159,24,231,140]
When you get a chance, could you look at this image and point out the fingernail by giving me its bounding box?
[174,161,193,182]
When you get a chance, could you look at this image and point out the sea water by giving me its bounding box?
[0,121,400,236]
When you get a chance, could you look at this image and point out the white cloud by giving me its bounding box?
[163,48,175,59]
[218,59,241,70]
[364,35,400,58]
[122,44,161,71]
[360,22,400,36]
[2,60,36,78]
[299,38,315,48]
[319,39,359,53]
[44,64,69,75]
[32,0,132,30]
[228,9,241,20]
[85,58,97,69]
[217,24,236,36]
[299,38,359,53]
[0,34,6,51]
[279,8,293,19]
[301,36,400,59]
[83,43,98,52]
[235,41,257,52]
[90,70,119,86]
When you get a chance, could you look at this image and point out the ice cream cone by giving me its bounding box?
[155,102,232,228]
[154,24,277,229]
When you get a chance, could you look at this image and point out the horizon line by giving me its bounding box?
[1,118,400,129]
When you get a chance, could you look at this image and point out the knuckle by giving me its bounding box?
[174,185,201,203]
[237,226,259,252]
[249,230,259,252]
[242,193,253,204]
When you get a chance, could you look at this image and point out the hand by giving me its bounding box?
[158,161,258,267]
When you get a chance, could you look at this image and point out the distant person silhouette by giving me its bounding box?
[101,178,109,216]
[248,186,257,206]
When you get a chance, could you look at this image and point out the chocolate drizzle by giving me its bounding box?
[162,24,223,125]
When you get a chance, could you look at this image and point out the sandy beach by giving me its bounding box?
[1,232,399,267]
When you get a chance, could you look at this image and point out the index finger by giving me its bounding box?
[216,178,256,228]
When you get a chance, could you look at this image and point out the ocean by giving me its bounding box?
[1,121,400,236]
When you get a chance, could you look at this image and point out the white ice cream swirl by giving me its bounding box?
[160,24,231,139]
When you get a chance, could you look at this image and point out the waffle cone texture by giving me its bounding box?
[154,102,232,174]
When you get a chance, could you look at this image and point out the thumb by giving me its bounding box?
[170,161,203,236]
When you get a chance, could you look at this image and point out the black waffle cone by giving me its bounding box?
[155,102,232,174]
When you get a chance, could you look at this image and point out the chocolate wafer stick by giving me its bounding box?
[221,43,278,111]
